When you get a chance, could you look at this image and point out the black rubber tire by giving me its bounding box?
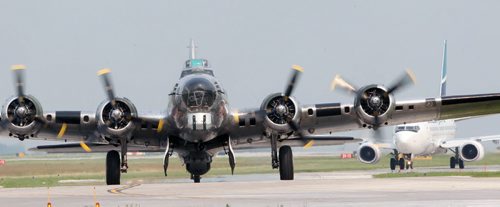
[193,175,201,183]
[405,162,409,170]
[458,159,465,169]
[106,150,121,185]
[450,157,456,169]
[279,145,294,180]
[398,158,405,170]
[390,158,396,170]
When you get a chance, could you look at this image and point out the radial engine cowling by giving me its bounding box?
[96,97,138,138]
[459,141,485,162]
[1,95,43,138]
[354,85,395,127]
[260,93,300,134]
[357,143,382,164]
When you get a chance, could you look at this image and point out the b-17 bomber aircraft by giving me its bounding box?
[2,40,500,184]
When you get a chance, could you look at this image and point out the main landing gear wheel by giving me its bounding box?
[390,158,396,171]
[458,158,465,169]
[398,158,405,170]
[106,150,121,185]
[279,145,294,180]
[193,175,201,183]
[450,157,456,169]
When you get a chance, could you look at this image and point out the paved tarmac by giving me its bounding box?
[1,166,500,207]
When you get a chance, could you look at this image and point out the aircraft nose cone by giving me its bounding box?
[394,131,418,154]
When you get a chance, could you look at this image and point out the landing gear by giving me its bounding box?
[405,160,413,170]
[398,158,405,170]
[279,145,294,180]
[192,174,201,183]
[106,150,121,185]
[450,147,465,169]
[389,149,405,171]
[270,134,294,180]
[390,158,396,170]
[120,137,128,173]
[450,157,456,168]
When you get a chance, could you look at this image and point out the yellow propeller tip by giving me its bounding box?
[291,65,304,72]
[80,141,92,152]
[11,64,26,70]
[157,119,165,133]
[303,140,315,149]
[233,111,240,124]
[97,68,111,76]
[406,68,417,84]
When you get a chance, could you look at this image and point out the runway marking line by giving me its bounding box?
[107,183,142,195]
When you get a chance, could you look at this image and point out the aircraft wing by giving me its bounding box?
[440,135,500,148]
[232,135,362,150]
[230,93,500,145]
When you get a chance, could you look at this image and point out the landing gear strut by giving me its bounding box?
[270,134,294,180]
[120,137,128,173]
[450,147,464,169]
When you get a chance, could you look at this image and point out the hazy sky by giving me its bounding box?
[1,0,500,143]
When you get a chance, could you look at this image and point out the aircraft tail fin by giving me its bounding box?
[189,39,197,60]
[440,40,447,97]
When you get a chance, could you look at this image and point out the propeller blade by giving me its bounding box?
[157,119,165,133]
[330,74,357,94]
[387,68,416,94]
[79,141,92,152]
[303,140,315,149]
[56,123,68,139]
[97,68,116,107]
[284,65,304,98]
[11,65,26,102]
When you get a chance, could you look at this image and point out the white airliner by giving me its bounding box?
[356,40,500,170]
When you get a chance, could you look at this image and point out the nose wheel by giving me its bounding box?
[389,150,405,171]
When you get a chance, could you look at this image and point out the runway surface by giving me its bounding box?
[1,167,500,207]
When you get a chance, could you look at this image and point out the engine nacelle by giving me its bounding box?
[260,93,300,134]
[459,141,485,162]
[354,85,395,127]
[1,95,43,138]
[357,143,382,164]
[96,97,138,139]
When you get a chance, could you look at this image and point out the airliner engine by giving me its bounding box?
[459,141,485,162]
[357,142,382,164]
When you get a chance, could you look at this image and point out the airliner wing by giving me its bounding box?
[440,135,500,148]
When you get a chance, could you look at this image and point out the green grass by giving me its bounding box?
[374,171,500,178]
[1,153,500,188]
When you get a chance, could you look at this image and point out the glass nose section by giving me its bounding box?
[181,78,217,109]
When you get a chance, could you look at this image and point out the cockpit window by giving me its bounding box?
[185,59,209,68]
[395,125,420,133]
[181,78,217,109]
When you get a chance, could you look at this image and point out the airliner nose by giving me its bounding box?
[394,131,418,154]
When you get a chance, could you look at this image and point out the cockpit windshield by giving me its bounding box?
[181,78,217,109]
[395,125,420,133]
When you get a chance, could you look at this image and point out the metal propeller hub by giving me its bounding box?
[359,87,390,116]
[102,100,132,130]
[15,106,29,117]
[266,96,296,125]
[6,97,37,127]
[110,108,124,121]
[275,104,288,116]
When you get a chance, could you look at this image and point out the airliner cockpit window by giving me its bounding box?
[395,125,420,133]
[181,78,217,109]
